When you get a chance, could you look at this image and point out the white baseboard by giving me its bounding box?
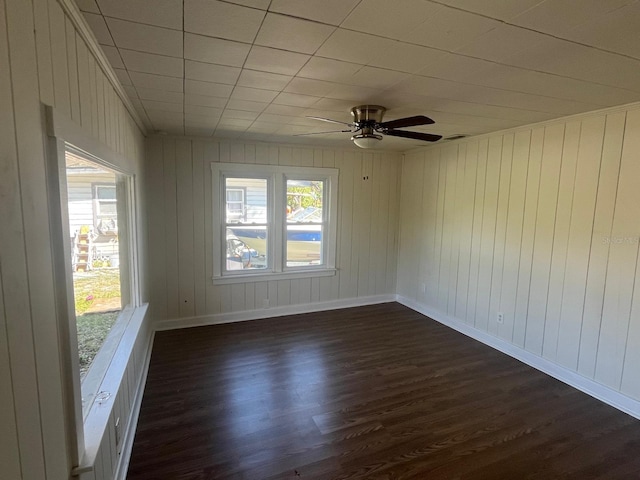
[397,295,640,420]
[113,330,155,480]
[155,294,397,331]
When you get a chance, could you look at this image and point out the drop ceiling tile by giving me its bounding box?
[185,126,215,136]
[185,79,234,98]
[255,13,335,55]
[273,92,321,107]
[416,54,492,81]
[510,0,633,37]
[455,24,549,63]
[185,104,224,117]
[312,98,359,113]
[244,46,310,76]
[371,41,449,74]
[403,6,500,51]
[316,29,388,65]
[83,13,114,46]
[257,112,296,124]
[342,0,439,39]
[268,0,360,25]
[141,99,184,113]
[107,18,183,57]
[114,68,133,86]
[146,110,184,123]
[264,104,308,116]
[137,87,184,104]
[284,78,338,96]
[101,45,124,68]
[184,0,265,43]
[76,0,100,14]
[185,33,251,67]
[225,99,269,112]
[434,0,543,21]
[221,109,260,121]
[298,57,363,83]
[129,71,183,91]
[185,61,242,85]
[231,86,279,102]
[120,49,183,77]
[237,70,292,91]
[218,118,253,128]
[226,0,270,9]
[185,112,221,125]
[97,0,182,29]
[122,85,138,98]
[185,93,228,108]
[326,84,383,103]
[566,3,640,59]
[246,122,281,134]
[346,66,409,89]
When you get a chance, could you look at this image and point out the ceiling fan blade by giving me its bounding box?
[293,129,353,136]
[384,129,442,142]
[378,115,435,129]
[307,116,354,127]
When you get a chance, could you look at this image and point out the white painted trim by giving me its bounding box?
[113,331,155,480]
[155,294,397,331]
[56,0,148,134]
[74,303,149,475]
[213,268,337,285]
[397,296,640,420]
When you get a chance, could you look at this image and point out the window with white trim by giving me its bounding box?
[212,163,338,283]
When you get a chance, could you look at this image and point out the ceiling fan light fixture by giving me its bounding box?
[352,132,382,148]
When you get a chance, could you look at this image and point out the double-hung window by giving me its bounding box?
[212,163,338,283]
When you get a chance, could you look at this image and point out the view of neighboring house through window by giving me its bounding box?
[65,147,130,415]
[213,163,338,280]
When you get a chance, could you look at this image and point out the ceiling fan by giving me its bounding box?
[298,105,442,148]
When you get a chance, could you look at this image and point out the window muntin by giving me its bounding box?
[212,163,338,281]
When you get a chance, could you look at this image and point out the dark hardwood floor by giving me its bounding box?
[127,303,640,479]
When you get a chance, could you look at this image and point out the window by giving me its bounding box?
[212,163,338,283]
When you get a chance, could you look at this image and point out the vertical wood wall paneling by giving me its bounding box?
[454,142,478,321]
[397,152,422,300]
[556,116,605,369]
[163,138,180,319]
[338,151,355,299]
[596,108,640,390]
[65,16,80,123]
[176,140,195,317]
[76,35,91,129]
[33,0,54,105]
[6,0,68,477]
[474,136,503,331]
[524,123,565,355]
[424,149,443,308]
[192,141,206,316]
[438,145,459,311]
[542,121,581,362]
[48,0,71,116]
[357,153,374,297]
[204,142,220,315]
[578,112,626,378]
[448,143,466,315]
[513,127,544,347]
[499,130,530,342]
[487,133,513,337]
[385,152,400,295]
[320,149,337,301]
[145,138,167,321]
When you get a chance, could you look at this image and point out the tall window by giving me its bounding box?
[65,146,136,417]
[212,163,338,282]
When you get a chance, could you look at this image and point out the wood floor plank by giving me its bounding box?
[127,303,640,479]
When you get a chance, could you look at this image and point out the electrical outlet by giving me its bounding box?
[497,312,504,324]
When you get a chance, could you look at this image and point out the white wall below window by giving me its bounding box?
[397,103,640,405]
[145,138,402,324]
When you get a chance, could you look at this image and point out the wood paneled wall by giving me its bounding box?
[0,0,146,478]
[397,105,640,401]
[145,138,402,322]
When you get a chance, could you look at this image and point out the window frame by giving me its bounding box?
[212,162,338,284]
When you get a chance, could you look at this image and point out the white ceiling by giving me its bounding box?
[77,0,640,151]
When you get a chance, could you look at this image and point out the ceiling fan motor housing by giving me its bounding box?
[350,105,387,127]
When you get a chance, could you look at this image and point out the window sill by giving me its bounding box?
[213,268,337,285]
